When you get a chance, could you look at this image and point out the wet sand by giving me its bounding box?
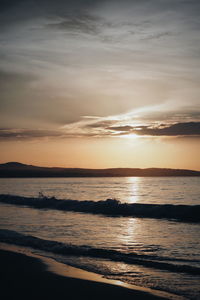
[0,246,183,300]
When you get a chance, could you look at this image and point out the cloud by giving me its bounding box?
[107,122,200,137]
[0,129,64,140]
[102,122,200,137]
[106,125,133,132]
[85,120,117,128]
[47,13,102,35]
[46,8,177,47]
[61,105,200,138]
[1,121,200,141]
[0,70,37,88]
[134,122,200,136]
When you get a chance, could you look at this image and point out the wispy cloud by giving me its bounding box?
[60,104,200,138]
[46,11,175,46]
[107,122,200,136]
[47,13,102,35]
[0,129,64,140]
[1,121,200,141]
[2,103,199,141]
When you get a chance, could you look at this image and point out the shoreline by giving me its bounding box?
[0,243,185,300]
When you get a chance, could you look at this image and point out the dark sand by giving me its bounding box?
[0,248,181,300]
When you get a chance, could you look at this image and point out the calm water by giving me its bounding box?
[0,177,200,299]
[0,177,199,204]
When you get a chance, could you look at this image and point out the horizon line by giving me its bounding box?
[1,161,200,172]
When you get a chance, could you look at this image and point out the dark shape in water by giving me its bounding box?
[0,194,200,222]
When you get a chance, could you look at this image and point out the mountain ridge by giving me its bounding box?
[0,162,199,177]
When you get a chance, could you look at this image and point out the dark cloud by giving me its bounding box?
[110,122,200,136]
[1,122,200,141]
[0,0,24,11]
[1,0,200,28]
[0,127,113,140]
[141,31,173,41]
[86,120,117,128]
[0,0,96,23]
[134,109,200,123]
[0,70,37,87]
[0,0,98,32]
[87,121,200,137]
[0,70,38,115]
[47,13,101,35]
[0,129,63,140]
[134,122,200,136]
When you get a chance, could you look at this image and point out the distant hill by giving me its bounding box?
[0,162,200,177]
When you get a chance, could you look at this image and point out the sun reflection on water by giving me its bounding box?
[126,177,141,203]
[120,218,140,248]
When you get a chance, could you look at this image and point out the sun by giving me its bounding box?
[120,133,139,139]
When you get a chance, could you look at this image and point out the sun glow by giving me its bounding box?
[120,133,139,139]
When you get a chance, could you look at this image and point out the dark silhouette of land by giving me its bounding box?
[0,162,199,177]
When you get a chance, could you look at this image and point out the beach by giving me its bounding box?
[0,245,181,300]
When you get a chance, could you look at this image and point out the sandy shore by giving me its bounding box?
[0,244,184,300]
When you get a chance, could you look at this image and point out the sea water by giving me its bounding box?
[0,177,200,299]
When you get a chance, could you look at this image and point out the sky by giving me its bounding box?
[0,0,200,169]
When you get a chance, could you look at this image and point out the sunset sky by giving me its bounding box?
[0,0,200,170]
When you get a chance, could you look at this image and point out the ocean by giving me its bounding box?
[0,177,200,299]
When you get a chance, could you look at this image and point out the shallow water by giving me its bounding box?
[0,177,200,299]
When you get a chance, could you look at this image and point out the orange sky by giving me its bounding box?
[0,136,200,170]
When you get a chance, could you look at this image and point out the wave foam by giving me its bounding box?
[0,229,200,276]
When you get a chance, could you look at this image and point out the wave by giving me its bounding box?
[0,229,200,276]
[1,194,200,222]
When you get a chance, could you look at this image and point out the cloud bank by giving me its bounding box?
[0,0,200,141]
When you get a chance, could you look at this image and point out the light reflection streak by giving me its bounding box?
[126,177,141,203]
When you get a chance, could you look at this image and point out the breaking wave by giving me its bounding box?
[0,194,200,222]
[0,229,200,276]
